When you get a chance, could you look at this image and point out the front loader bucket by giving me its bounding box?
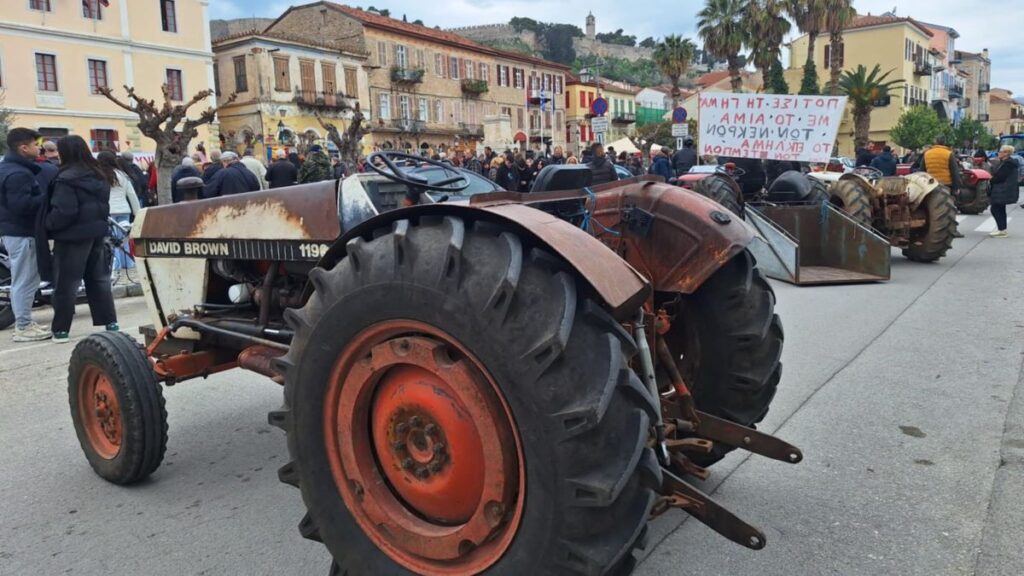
[746,203,890,285]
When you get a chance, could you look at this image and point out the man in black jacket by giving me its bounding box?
[587,143,619,185]
[672,138,698,176]
[120,151,149,207]
[171,157,202,202]
[266,150,299,189]
[202,149,223,183]
[202,152,261,198]
[869,146,898,176]
[0,128,51,341]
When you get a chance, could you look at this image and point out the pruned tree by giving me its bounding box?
[315,102,367,169]
[99,84,236,206]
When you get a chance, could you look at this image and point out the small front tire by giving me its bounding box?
[68,332,168,484]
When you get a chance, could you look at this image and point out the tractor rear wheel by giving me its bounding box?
[0,259,14,330]
[807,177,830,204]
[662,250,783,466]
[829,179,873,227]
[955,181,990,215]
[903,186,957,262]
[68,332,168,484]
[273,216,660,575]
[693,174,744,217]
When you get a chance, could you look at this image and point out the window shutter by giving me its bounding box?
[111,130,120,151]
[459,58,465,78]
[89,129,98,152]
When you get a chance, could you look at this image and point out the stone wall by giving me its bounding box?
[266,8,367,54]
[210,18,276,42]
[447,24,654,63]
[575,38,653,62]
[447,24,540,51]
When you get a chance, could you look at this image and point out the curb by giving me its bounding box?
[112,283,144,299]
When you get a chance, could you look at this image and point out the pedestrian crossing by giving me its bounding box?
[954,213,1011,230]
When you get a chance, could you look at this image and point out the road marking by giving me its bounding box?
[975,217,1010,233]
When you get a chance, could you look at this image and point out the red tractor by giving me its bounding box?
[66,155,800,574]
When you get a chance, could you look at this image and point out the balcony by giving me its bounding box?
[390,67,425,84]
[949,85,964,99]
[612,112,636,124]
[459,123,483,137]
[293,89,355,111]
[390,118,425,133]
[913,62,932,76]
[979,83,991,93]
[978,113,990,122]
[460,79,489,97]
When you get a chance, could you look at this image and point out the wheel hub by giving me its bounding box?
[79,366,122,459]
[325,322,524,574]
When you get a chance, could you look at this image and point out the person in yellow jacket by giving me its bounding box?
[922,135,963,191]
[921,135,964,236]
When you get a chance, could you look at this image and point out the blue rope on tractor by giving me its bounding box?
[579,187,621,237]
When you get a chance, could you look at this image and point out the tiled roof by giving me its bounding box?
[213,28,361,54]
[320,2,569,70]
[695,70,731,87]
[846,14,934,37]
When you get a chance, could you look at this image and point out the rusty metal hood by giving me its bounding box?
[132,181,340,242]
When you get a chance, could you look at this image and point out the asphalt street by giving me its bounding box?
[2,206,1023,576]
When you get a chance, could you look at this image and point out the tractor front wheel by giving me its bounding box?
[68,332,168,484]
[904,186,958,262]
[273,216,660,575]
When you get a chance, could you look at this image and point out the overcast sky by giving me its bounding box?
[209,0,1023,95]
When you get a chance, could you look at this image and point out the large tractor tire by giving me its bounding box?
[956,181,990,215]
[0,259,14,330]
[272,216,661,575]
[68,332,168,484]
[661,250,783,466]
[807,177,830,204]
[903,186,957,262]
[828,179,873,227]
[693,174,744,217]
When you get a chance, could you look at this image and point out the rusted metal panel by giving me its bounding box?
[586,180,755,294]
[133,181,340,241]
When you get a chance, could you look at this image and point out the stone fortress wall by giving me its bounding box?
[448,16,654,63]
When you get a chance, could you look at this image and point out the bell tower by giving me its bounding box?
[586,12,595,40]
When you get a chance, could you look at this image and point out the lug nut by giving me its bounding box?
[402,458,414,471]
[433,442,445,453]
[392,440,405,451]
[396,422,409,434]
[409,416,422,428]
[424,423,437,435]
[415,467,430,479]
[429,461,443,473]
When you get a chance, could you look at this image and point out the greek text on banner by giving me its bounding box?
[697,93,847,164]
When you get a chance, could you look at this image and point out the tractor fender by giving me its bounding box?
[315,203,651,320]
[903,172,942,210]
[586,179,756,295]
[963,168,992,182]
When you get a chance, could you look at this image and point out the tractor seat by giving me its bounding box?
[530,165,594,193]
[765,170,815,202]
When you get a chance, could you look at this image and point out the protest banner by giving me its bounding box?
[697,93,847,164]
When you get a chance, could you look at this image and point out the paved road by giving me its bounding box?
[1,207,1023,576]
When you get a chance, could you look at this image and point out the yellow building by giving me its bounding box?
[786,13,935,155]
[564,76,637,155]
[211,30,369,161]
[988,89,1024,136]
[0,0,216,154]
[265,2,569,155]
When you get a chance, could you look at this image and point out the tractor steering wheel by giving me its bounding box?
[852,166,884,180]
[366,151,472,193]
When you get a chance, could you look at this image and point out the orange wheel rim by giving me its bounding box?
[78,365,123,460]
[324,321,525,574]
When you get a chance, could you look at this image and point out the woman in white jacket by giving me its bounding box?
[98,151,140,280]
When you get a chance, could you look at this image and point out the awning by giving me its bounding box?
[513,131,527,143]
[606,137,640,154]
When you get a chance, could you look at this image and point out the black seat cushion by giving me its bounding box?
[530,165,594,193]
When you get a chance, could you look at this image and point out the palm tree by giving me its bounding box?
[839,64,904,148]
[697,0,748,92]
[785,0,828,93]
[745,0,791,92]
[824,0,856,95]
[653,35,697,109]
